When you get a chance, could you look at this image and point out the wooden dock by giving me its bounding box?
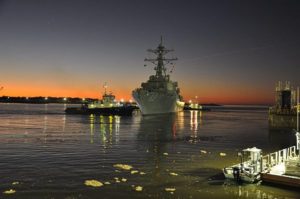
[260,146,300,187]
[261,172,300,188]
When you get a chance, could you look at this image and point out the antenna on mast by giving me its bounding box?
[144,37,178,77]
[103,82,108,95]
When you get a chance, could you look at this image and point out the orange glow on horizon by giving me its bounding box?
[1,82,274,105]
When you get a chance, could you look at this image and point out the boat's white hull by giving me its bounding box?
[223,166,260,183]
[132,90,184,115]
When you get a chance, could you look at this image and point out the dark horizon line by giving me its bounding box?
[0,95,272,106]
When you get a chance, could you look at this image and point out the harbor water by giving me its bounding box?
[0,103,299,198]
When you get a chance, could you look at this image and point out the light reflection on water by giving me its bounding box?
[0,103,299,198]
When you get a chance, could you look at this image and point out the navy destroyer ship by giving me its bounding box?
[132,38,185,115]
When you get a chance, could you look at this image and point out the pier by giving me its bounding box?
[223,132,300,187]
[260,144,300,187]
[224,85,300,187]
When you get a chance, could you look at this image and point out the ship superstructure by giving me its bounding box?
[88,83,119,109]
[132,38,184,115]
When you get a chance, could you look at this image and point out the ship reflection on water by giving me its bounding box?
[89,114,120,148]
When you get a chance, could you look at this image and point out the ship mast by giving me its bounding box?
[144,37,178,78]
[103,82,108,95]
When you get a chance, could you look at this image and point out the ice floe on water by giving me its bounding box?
[114,177,121,183]
[169,172,178,176]
[200,150,207,154]
[113,164,133,170]
[3,189,16,194]
[219,152,226,156]
[84,180,103,187]
[134,186,143,192]
[131,170,139,174]
[165,187,176,192]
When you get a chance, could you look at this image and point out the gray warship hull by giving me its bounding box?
[133,90,184,115]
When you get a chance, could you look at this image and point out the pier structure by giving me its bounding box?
[260,143,300,187]
[227,88,300,187]
[261,88,300,187]
[224,132,300,187]
[269,82,299,129]
[269,81,297,115]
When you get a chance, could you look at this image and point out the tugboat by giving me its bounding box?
[65,84,136,116]
[132,37,185,115]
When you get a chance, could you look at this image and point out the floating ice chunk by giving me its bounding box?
[131,170,139,174]
[200,150,207,154]
[121,178,127,182]
[104,181,111,185]
[113,164,133,170]
[12,181,19,185]
[114,177,120,183]
[169,172,178,176]
[165,187,176,192]
[140,172,146,175]
[84,180,103,187]
[163,153,168,156]
[3,189,16,194]
[219,152,226,156]
[135,186,143,191]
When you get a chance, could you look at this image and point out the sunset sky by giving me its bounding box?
[0,0,300,105]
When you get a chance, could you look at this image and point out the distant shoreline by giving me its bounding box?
[0,96,97,104]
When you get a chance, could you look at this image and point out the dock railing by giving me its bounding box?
[261,146,297,172]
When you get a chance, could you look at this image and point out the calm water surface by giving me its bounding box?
[0,103,299,198]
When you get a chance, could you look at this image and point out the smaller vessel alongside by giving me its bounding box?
[223,147,262,183]
[65,85,136,116]
[183,103,211,111]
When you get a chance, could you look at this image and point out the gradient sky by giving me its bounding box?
[0,0,300,104]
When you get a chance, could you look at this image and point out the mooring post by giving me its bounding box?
[296,132,300,158]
